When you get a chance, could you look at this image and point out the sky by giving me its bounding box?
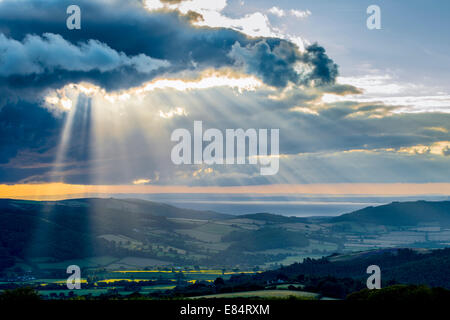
[0,0,449,200]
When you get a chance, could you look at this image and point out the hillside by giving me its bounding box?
[227,247,450,298]
[261,247,450,287]
[0,198,231,270]
[332,200,450,226]
[0,198,230,221]
[1,198,450,272]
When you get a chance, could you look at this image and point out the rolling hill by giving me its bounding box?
[0,198,449,272]
[332,200,450,226]
[250,247,450,291]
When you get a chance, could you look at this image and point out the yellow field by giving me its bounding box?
[112,269,259,275]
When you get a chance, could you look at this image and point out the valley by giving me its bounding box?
[1,198,449,300]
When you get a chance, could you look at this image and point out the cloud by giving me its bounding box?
[396,141,450,156]
[133,178,151,185]
[0,101,61,167]
[289,106,319,115]
[268,7,311,19]
[159,107,187,119]
[290,9,311,19]
[301,44,339,86]
[324,74,450,113]
[0,0,328,107]
[144,0,312,51]
[0,0,448,187]
[42,70,264,111]
[2,86,450,186]
[229,40,338,87]
[268,7,285,17]
[145,0,279,38]
[0,33,170,77]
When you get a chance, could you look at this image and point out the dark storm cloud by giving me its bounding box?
[443,147,450,156]
[0,96,98,184]
[0,101,61,166]
[1,0,447,186]
[229,40,338,87]
[321,84,362,95]
[280,103,450,154]
[0,0,338,96]
[301,44,339,85]
[0,0,342,184]
[0,33,169,76]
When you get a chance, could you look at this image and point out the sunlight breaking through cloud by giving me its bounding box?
[44,71,265,112]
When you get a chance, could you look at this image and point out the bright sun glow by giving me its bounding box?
[44,71,264,112]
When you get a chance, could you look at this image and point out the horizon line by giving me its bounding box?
[0,182,449,201]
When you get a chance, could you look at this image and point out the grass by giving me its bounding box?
[35,256,119,269]
[272,283,305,290]
[140,285,176,291]
[188,290,320,300]
[37,284,179,298]
[38,289,109,297]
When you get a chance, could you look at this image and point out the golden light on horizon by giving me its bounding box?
[0,182,449,201]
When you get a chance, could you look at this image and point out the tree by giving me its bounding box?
[0,287,41,301]
[214,277,225,287]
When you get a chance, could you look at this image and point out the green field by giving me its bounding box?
[188,290,320,300]
[37,285,178,298]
